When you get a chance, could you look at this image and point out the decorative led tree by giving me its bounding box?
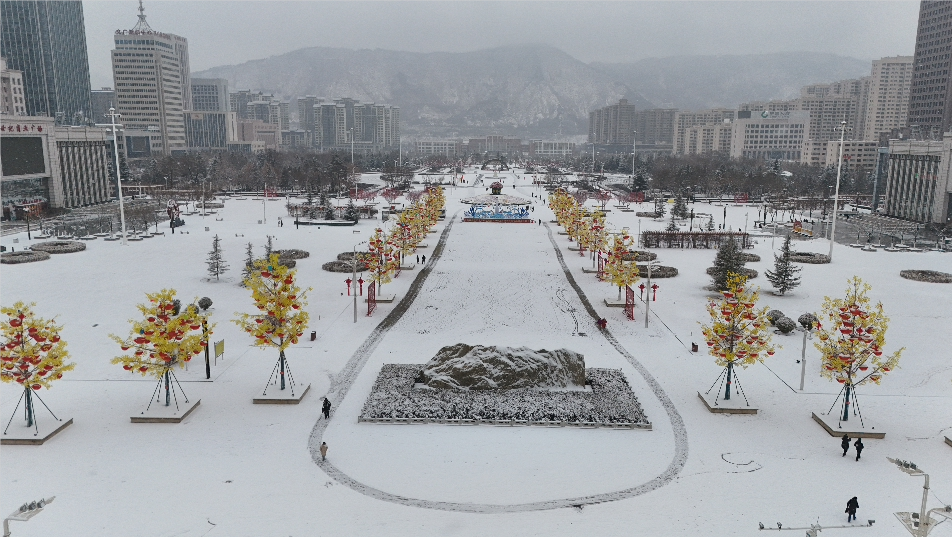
[1,302,74,433]
[234,254,311,397]
[700,273,776,404]
[111,290,212,409]
[814,276,903,422]
[366,228,396,293]
[604,232,640,299]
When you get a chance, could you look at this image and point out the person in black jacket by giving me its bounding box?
[854,438,864,461]
[322,397,332,419]
[846,497,859,522]
[841,434,850,457]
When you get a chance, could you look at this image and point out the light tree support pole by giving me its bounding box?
[828,120,847,260]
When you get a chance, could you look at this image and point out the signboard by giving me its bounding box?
[214,339,224,360]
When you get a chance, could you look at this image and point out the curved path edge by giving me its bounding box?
[306,217,688,513]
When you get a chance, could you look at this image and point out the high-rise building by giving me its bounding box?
[1,57,26,115]
[885,135,952,224]
[89,87,115,123]
[111,1,190,155]
[673,109,735,155]
[311,98,399,151]
[907,1,952,138]
[191,78,229,112]
[588,99,636,145]
[797,78,869,142]
[729,110,809,161]
[634,108,677,147]
[862,57,913,141]
[297,95,322,135]
[0,0,92,123]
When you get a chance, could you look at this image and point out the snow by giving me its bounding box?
[1,169,951,536]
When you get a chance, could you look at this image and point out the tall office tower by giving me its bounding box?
[230,90,266,119]
[89,87,115,122]
[191,78,229,112]
[907,1,952,138]
[862,56,914,141]
[111,1,191,155]
[297,95,321,134]
[588,99,636,144]
[0,0,92,123]
[797,78,869,142]
[633,108,677,146]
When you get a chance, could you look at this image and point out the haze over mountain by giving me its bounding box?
[194,44,872,139]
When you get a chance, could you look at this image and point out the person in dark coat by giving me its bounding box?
[854,438,864,461]
[845,496,859,522]
[416,254,419,264]
[841,434,851,456]
[421,254,426,264]
[322,397,331,419]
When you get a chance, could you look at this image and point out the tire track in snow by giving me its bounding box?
[306,216,688,513]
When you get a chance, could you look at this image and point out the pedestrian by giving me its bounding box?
[421,254,426,264]
[538,219,541,226]
[841,433,850,457]
[416,254,419,264]
[845,496,859,523]
[320,441,328,461]
[322,397,331,419]
[854,438,864,461]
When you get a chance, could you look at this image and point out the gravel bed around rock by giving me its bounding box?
[359,364,649,426]
[636,265,678,278]
[738,253,761,262]
[1,250,52,264]
[900,270,952,283]
[622,250,658,261]
[635,211,662,218]
[322,260,362,272]
[29,240,86,254]
[274,249,310,259]
[790,252,831,264]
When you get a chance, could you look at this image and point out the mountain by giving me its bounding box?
[194,44,649,139]
[591,52,871,110]
[194,46,872,138]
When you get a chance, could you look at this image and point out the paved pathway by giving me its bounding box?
[307,215,689,513]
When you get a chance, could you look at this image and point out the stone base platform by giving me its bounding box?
[1,417,73,445]
[400,263,416,270]
[582,267,599,273]
[604,298,626,307]
[698,391,758,414]
[812,412,885,439]
[253,383,310,404]
[366,294,396,303]
[131,399,200,423]
[568,245,581,251]
[945,436,952,448]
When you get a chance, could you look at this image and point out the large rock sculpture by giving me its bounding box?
[419,344,586,390]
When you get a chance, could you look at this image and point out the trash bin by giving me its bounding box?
[310,331,317,341]
[691,342,699,353]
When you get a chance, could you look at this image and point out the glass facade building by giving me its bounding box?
[0,0,92,123]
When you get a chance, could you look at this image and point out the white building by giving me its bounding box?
[862,56,914,141]
[885,136,952,225]
[0,57,26,116]
[530,140,576,158]
[416,140,461,156]
[729,111,809,161]
[110,3,190,156]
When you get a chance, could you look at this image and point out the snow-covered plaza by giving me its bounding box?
[1,169,950,536]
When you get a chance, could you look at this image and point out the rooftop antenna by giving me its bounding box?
[132,0,152,32]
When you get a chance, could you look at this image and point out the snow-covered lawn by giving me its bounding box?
[0,169,949,536]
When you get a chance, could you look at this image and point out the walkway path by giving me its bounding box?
[307,213,688,513]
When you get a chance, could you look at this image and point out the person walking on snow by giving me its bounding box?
[854,438,864,461]
[322,397,332,419]
[841,434,851,456]
[845,496,859,522]
[421,254,426,264]
[320,442,328,461]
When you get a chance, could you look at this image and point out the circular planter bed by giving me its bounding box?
[622,250,657,261]
[635,264,678,278]
[738,253,761,262]
[247,257,296,270]
[1,250,51,264]
[706,266,758,279]
[30,240,86,254]
[900,270,952,283]
[198,202,224,209]
[322,260,365,273]
[274,249,310,260]
[635,211,662,218]
[790,252,831,264]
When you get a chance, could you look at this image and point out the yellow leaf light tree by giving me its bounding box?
[604,232,640,300]
[366,228,397,294]
[700,274,777,405]
[814,276,903,424]
[234,254,311,397]
[111,289,212,410]
[1,302,75,434]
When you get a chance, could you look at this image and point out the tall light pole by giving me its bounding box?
[350,127,355,165]
[828,120,847,260]
[887,458,952,536]
[631,130,637,181]
[99,108,128,245]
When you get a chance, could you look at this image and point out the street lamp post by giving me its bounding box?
[3,497,54,537]
[350,127,355,165]
[98,108,128,245]
[828,120,847,260]
[887,458,952,536]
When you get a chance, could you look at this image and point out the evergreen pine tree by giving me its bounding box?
[706,216,715,231]
[654,197,666,217]
[666,212,679,231]
[305,186,316,219]
[242,242,255,285]
[765,235,802,295]
[344,199,359,222]
[206,234,229,281]
[672,192,689,218]
[265,235,274,257]
[710,237,744,291]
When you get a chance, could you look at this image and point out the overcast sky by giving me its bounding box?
[83,1,920,88]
